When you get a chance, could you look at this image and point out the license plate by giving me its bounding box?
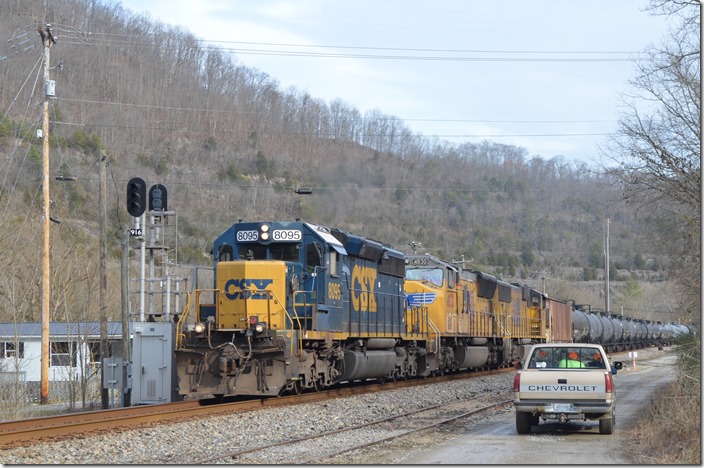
[552,403,574,412]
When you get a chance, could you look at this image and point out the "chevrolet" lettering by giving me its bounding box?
[527,385,598,391]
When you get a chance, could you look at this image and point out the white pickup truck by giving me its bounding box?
[513,343,623,435]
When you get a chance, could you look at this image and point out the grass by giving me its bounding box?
[627,331,701,465]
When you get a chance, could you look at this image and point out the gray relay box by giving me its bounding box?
[130,322,176,405]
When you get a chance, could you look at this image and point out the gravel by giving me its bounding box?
[0,373,513,464]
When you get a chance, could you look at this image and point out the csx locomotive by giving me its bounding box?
[174,220,686,399]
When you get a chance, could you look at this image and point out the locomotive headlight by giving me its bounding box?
[194,322,206,334]
[260,224,270,240]
[254,322,266,334]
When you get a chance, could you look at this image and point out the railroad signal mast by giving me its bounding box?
[120,180,184,405]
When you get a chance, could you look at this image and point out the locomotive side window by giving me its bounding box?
[306,242,323,272]
[329,248,339,277]
[447,269,456,289]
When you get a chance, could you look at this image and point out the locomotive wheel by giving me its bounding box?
[313,378,322,392]
[292,380,303,395]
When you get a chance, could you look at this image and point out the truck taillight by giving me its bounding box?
[605,373,613,393]
[514,373,521,392]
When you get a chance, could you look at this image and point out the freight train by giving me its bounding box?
[173,220,688,399]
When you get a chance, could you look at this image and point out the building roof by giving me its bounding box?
[0,322,123,339]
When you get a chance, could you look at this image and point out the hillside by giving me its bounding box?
[0,0,678,324]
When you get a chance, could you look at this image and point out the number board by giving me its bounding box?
[236,230,259,242]
[272,230,302,241]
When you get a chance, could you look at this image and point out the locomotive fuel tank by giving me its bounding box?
[453,345,490,368]
[341,350,397,382]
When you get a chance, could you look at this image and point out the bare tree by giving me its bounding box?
[602,0,700,321]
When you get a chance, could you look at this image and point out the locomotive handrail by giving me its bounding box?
[426,312,441,354]
[175,291,195,349]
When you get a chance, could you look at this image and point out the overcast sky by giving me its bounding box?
[114,0,672,163]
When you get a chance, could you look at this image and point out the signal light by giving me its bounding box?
[149,183,168,212]
[126,177,146,217]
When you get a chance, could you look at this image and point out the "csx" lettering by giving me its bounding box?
[224,279,274,300]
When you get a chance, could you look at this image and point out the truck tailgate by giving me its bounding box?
[517,370,608,400]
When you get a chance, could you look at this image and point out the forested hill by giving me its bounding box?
[0,1,668,323]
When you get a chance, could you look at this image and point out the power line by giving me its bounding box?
[51,30,643,63]
[53,118,615,139]
[54,97,616,134]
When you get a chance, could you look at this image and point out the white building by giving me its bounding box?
[0,322,123,402]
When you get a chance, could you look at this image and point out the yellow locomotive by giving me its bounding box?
[404,253,548,374]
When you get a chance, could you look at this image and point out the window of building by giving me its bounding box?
[51,341,77,367]
[0,341,24,359]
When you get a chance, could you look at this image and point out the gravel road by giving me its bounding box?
[326,346,677,465]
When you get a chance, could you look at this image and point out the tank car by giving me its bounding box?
[174,221,424,398]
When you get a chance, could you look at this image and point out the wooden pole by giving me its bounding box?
[99,152,109,408]
[40,24,54,406]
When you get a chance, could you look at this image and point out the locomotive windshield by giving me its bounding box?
[219,242,301,261]
[406,267,443,287]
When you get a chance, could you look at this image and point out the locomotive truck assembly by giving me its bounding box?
[170,220,688,400]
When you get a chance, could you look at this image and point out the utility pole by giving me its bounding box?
[39,23,56,406]
[604,217,610,314]
[99,151,109,409]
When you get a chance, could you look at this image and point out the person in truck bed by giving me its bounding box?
[532,349,550,368]
[558,351,585,368]
[587,352,605,368]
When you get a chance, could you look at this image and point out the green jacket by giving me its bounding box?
[558,359,585,368]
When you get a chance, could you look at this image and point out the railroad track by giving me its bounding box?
[0,367,512,448]
[196,394,513,464]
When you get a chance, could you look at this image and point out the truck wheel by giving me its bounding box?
[516,411,532,434]
[599,411,614,434]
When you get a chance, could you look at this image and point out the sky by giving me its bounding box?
[114,0,673,164]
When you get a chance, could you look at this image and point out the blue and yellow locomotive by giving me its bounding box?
[175,220,426,397]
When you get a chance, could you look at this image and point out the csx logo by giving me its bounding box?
[351,265,377,312]
[224,279,273,300]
